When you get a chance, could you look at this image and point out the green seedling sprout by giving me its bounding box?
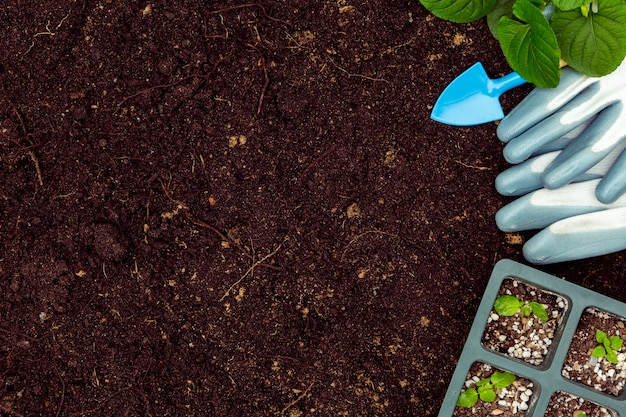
[591,329,624,364]
[493,294,549,321]
[456,371,517,408]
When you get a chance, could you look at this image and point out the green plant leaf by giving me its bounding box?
[606,348,618,364]
[551,0,626,77]
[551,0,591,10]
[479,388,497,402]
[610,336,623,351]
[493,295,522,316]
[490,371,516,388]
[457,388,478,408]
[528,302,549,321]
[477,383,493,394]
[476,377,491,387]
[497,0,561,87]
[419,0,497,23]
[487,0,516,36]
[596,329,608,344]
[592,345,607,358]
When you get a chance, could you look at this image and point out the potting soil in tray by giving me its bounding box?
[437,260,626,417]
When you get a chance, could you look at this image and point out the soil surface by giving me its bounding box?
[1,1,625,416]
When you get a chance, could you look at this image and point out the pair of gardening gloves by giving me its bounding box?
[494,60,626,264]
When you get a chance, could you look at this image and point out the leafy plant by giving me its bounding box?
[456,370,517,408]
[591,329,624,364]
[493,294,549,321]
[418,0,626,87]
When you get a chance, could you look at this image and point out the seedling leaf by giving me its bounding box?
[490,371,516,389]
[479,388,497,402]
[551,0,626,77]
[528,302,549,321]
[419,0,497,23]
[476,377,491,387]
[494,295,522,316]
[592,345,606,358]
[497,0,561,87]
[596,329,608,344]
[457,388,478,408]
[477,383,493,394]
[610,336,623,351]
[606,348,618,364]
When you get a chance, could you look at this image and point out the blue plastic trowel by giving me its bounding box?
[430,62,527,126]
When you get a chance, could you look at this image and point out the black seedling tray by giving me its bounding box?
[438,259,626,417]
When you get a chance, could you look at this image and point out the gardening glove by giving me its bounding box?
[497,59,626,204]
[495,178,626,264]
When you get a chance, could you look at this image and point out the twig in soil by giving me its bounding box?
[275,381,314,416]
[28,151,44,186]
[2,87,44,186]
[159,179,285,273]
[455,160,492,171]
[220,236,288,301]
[329,59,389,83]
[208,3,292,28]
[117,58,224,107]
[52,362,66,417]
[243,43,270,115]
[0,403,26,417]
[341,230,400,261]
[256,54,269,115]
[298,145,337,184]
[24,11,72,55]
[0,327,49,342]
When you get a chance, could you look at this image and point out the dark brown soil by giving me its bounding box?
[1,1,625,416]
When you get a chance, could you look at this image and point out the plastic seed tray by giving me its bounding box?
[438,259,626,417]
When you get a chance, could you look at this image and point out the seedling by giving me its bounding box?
[418,0,626,87]
[493,294,549,321]
[457,370,517,408]
[591,329,624,364]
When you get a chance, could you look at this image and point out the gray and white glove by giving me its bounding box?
[497,60,626,204]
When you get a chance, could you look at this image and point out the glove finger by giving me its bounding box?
[502,84,609,164]
[495,148,611,196]
[532,117,595,155]
[523,207,626,264]
[495,179,626,231]
[497,68,595,141]
[597,147,626,204]
[496,151,559,196]
[542,103,626,189]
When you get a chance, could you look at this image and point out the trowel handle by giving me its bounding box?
[491,61,568,96]
[490,72,528,96]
